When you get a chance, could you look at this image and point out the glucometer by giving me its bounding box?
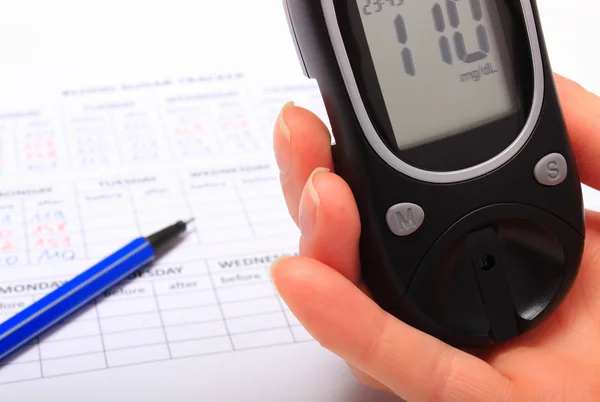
[283,0,586,348]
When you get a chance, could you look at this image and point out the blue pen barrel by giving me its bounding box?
[0,238,155,361]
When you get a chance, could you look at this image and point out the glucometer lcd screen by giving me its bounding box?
[355,0,520,150]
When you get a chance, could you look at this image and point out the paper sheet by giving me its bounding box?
[0,71,329,380]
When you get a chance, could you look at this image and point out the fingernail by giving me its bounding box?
[299,167,330,241]
[275,101,295,176]
[269,255,291,278]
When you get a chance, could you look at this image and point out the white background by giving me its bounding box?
[0,1,598,401]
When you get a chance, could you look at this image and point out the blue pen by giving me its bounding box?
[0,218,194,362]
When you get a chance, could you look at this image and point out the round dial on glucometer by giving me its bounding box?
[283,0,585,348]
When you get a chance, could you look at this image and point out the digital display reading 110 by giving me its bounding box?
[361,0,492,76]
[356,0,519,149]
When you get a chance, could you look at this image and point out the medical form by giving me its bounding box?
[0,71,336,385]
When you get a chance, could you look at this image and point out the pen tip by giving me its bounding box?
[184,218,195,225]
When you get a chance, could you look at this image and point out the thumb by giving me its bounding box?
[270,256,512,402]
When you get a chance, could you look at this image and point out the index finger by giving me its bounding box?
[554,74,600,189]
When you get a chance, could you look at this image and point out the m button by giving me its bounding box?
[386,203,425,237]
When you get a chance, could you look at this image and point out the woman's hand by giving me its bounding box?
[270,75,600,401]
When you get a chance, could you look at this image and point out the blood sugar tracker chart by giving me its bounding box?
[0,72,329,385]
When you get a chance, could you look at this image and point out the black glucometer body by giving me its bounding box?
[283,0,585,348]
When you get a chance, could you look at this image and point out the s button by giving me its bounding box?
[534,153,567,186]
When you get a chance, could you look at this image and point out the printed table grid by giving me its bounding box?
[0,252,311,385]
[0,162,298,269]
[0,78,327,177]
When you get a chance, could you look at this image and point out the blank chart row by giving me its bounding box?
[1,325,306,379]
[167,321,227,342]
[40,336,104,360]
[0,363,42,384]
